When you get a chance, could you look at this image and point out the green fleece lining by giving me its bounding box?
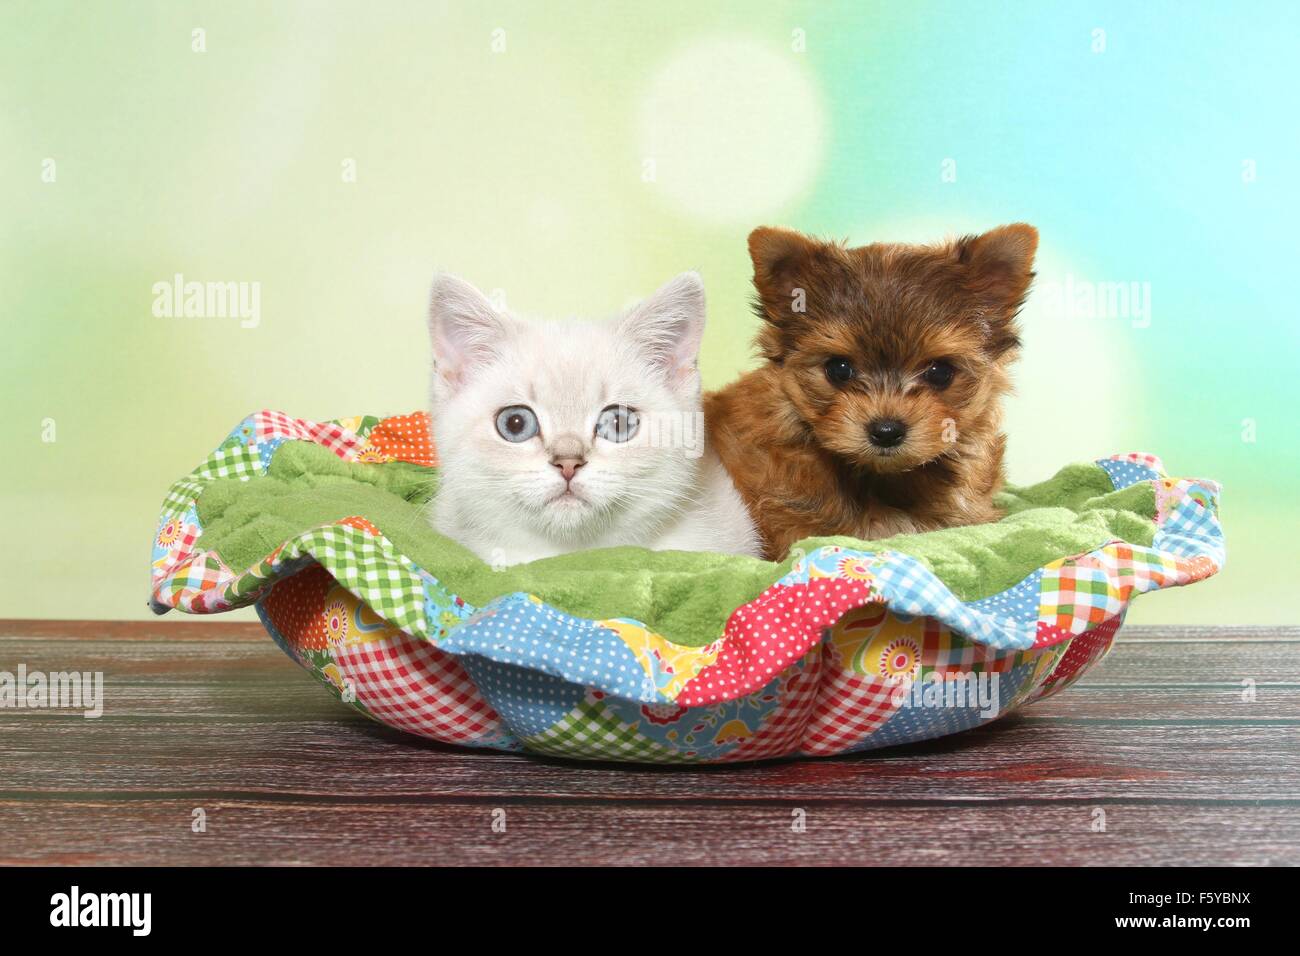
[196,441,1153,645]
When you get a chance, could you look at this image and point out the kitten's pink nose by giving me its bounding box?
[552,457,585,482]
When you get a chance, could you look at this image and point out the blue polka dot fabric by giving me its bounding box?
[256,437,286,472]
[1098,456,1161,490]
[461,656,587,738]
[439,594,660,702]
[966,568,1044,625]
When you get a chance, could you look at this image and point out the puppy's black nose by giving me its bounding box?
[868,419,907,448]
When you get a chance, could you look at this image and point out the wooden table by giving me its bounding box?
[1,620,1296,866]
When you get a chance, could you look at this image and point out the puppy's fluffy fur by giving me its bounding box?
[706,224,1038,560]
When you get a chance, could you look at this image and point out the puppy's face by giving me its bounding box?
[748,224,1037,474]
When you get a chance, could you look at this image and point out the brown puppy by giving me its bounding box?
[705,223,1038,561]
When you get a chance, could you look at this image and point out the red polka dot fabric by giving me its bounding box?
[676,578,877,706]
[1030,617,1121,701]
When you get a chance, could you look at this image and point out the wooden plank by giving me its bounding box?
[3,620,1298,868]
[0,674,1295,723]
[1117,625,1300,642]
[0,619,268,642]
[1023,685,1300,720]
[2,716,1297,803]
[1090,641,1300,684]
[3,634,1297,690]
[2,625,1297,805]
[0,798,1292,866]
[0,639,299,683]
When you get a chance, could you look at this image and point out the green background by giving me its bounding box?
[2,1,1294,624]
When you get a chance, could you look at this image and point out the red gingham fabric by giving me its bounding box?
[152,516,202,581]
[800,652,909,756]
[334,631,506,744]
[253,410,366,459]
[174,523,200,557]
[715,650,823,762]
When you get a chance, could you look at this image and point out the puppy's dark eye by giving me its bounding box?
[825,356,855,385]
[922,360,956,390]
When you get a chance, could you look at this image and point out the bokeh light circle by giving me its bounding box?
[639,37,826,226]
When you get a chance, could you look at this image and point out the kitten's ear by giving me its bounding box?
[428,273,509,389]
[619,271,706,385]
[956,223,1038,312]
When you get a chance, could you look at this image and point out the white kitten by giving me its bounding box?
[427,271,761,566]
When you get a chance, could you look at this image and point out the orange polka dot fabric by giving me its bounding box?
[262,563,335,652]
[338,516,382,537]
[362,412,436,467]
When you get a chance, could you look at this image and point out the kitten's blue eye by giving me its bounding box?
[595,405,639,443]
[495,405,539,442]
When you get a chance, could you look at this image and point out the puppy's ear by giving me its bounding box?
[749,226,821,293]
[619,270,706,386]
[428,273,510,391]
[749,227,830,361]
[957,223,1038,310]
[956,223,1038,356]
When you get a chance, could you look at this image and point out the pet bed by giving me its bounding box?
[149,410,1224,762]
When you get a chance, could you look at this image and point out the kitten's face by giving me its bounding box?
[429,273,706,543]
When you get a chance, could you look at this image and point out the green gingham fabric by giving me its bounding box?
[523,696,687,762]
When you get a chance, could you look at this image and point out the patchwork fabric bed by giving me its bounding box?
[150,410,1224,763]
